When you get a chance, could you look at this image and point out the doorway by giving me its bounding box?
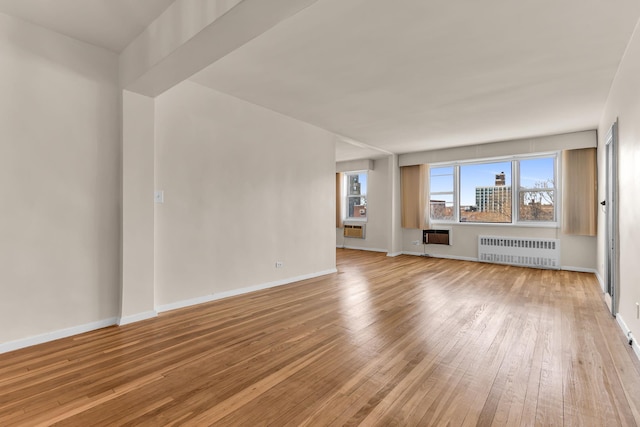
[604,120,618,316]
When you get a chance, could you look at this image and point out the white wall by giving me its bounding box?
[0,14,120,345]
[398,130,598,271]
[334,132,598,270]
[336,158,390,252]
[399,130,596,166]
[154,81,336,307]
[598,18,640,346]
[402,226,596,270]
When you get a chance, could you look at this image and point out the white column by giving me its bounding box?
[120,90,156,324]
[388,154,403,256]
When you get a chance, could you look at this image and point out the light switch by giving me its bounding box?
[154,190,164,203]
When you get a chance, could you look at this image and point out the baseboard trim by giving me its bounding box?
[402,251,600,272]
[402,250,424,256]
[429,253,477,262]
[0,317,118,354]
[595,270,605,292]
[118,310,158,326]
[561,266,598,274]
[616,314,640,362]
[342,246,388,253]
[156,268,338,314]
[402,251,477,262]
[386,252,402,257]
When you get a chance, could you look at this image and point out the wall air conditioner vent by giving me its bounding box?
[423,229,451,245]
[478,235,560,269]
[344,224,365,239]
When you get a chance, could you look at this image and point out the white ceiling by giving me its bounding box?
[1,1,639,160]
[190,0,640,159]
[0,0,174,52]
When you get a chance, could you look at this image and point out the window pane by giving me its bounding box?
[346,172,367,219]
[431,166,454,176]
[430,167,455,221]
[519,157,554,189]
[519,190,554,221]
[348,196,367,218]
[460,162,511,223]
[430,194,454,221]
[348,173,367,196]
[430,167,454,192]
[519,157,555,222]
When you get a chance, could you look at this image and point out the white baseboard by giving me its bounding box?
[339,246,403,256]
[561,266,598,274]
[402,250,424,256]
[402,251,477,262]
[595,270,605,292]
[118,310,158,326]
[616,314,640,362]
[156,268,338,314]
[343,246,388,253]
[0,317,118,355]
[402,251,600,273]
[431,254,477,262]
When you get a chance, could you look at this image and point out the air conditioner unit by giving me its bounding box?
[344,224,365,239]
[423,229,451,245]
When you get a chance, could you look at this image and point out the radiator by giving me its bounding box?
[478,235,560,269]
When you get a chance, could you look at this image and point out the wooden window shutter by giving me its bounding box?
[562,148,597,236]
[401,165,429,229]
[336,172,344,228]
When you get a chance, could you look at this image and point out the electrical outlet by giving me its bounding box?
[412,240,421,246]
[275,261,284,268]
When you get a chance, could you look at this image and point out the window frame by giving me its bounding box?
[459,159,513,224]
[515,155,558,224]
[428,152,559,227]
[343,170,368,222]
[429,165,458,222]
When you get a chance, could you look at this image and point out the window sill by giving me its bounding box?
[344,218,368,223]
[429,221,559,229]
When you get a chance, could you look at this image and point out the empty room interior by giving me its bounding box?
[2,0,640,425]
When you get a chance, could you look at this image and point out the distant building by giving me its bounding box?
[430,200,446,217]
[475,185,511,213]
[353,204,366,217]
[348,175,361,195]
[348,175,366,217]
[473,171,511,214]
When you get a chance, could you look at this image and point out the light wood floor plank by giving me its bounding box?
[1,249,639,426]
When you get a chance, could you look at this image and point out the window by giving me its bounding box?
[429,166,455,221]
[345,171,367,220]
[429,154,557,225]
[460,161,512,223]
[518,157,556,222]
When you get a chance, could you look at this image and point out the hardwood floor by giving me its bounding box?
[1,249,640,426]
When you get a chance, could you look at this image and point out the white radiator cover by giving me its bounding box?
[478,235,560,269]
